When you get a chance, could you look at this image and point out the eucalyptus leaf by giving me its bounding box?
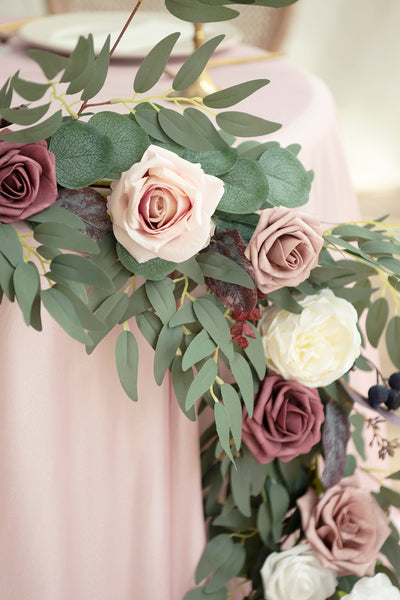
[221,383,242,451]
[81,35,111,101]
[182,330,216,371]
[205,543,245,593]
[0,110,63,143]
[230,454,251,516]
[27,48,68,79]
[134,33,180,93]
[13,261,41,329]
[119,285,151,321]
[195,534,234,584]
[66,34,95,94]
[173,35,225,90]
[165,0,238,22]
[185,358,218,410]
[268,288,303,313]
[194,296,234,361]
[218,158,268,213]
[11,71,50,101]
[204,79,269,109]
[136,311,163,349]
[86,291,129,354]
[184,108,228,150]
[0,77,13,109]
[154,323,183,385]
[216,111,281,137]
[214,402,234,463]
[366,297,389,348]
[49,120,113,188]
[61,35,93,83]
[114,330,139,401]
[116,243,177,280]
[0,223,24,267]
[50,254,113,289]
[0,103,50,126]
[183,147,237,176]
[33,222,99,255]
[230,352,254,417]
[197,250,254,289]
[41,287,90,344]
[145,279,176,324]
[158,108,214,151]
[244,324,266,380]
[171,355,196,421]
[27,204,84,229]
[134,107,173,143]
[0,252,15,301]
[386,316,400,369]
[169,301,197,327]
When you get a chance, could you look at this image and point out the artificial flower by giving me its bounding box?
[107,144,224,263]
[260,288,361,388]
[242,373,324,463]
[297,476,391,576]
[244,206,323,293]
[344,573,400,600]
[0,137,57,223]
[260,543,338,600]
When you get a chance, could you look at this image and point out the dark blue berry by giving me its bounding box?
[368,384,389,408]
[389,372,400,391]
[386,389,400,411]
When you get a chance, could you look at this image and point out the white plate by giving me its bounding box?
[18,11,242,58]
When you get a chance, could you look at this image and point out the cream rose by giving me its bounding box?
[245,206,323,294]
[260,543,338,600]
[107,145,224,263]
[260,289,361,388]
[345,574,400,600]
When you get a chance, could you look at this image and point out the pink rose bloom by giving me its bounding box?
[297,476,391,577]
[107,145,224,263]
[244,206,323,293]
[0,138,58,223]
[242,373,325,463]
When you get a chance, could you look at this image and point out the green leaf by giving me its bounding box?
[176,256,205,285]
[230,454,251,516]
[171,355,196,421]
[184,587,227,600]
[145,279,176,324]
[173,35,225,90]
[89,112,149,178]
[216,111,281,137]
[230,352,254,417]
[185,358,218,410]
[27,204,84,229]
[267,480,290,542]
[214,402,234,462]
[0,77,13,109]
[379,256,400,277]
[381,531,400,572]
[182,330,216,371]
[197,250,254,289]
[331,224,383,241]
[33,222,99,255]
[0,252,15,300]
[184,107,228,150]
[221,383,242,451]
[119,285,151,321]
[257,503,272,544]
[195,534,234,584]
[86,291,129,354]
[134,33,180,93]
[360,239,400,255]
[27,48,68,79]
[194,296,233,361]
[116,243,177,280]
[0,103,50,126]
[387,471,400,480]
[41,287,90,344]
[218,157,268,213]
[344,454,357,477]
[0,223,23,266]
[0,110,63,143]
[52,283,104,330]
[166,0,238,22]
[349,413,366,461]
[268,288,303,313]
[81,35,111,101]
[386,316,400,369]
[50,254,113,289]
[136,311,163,349]
[205,543,245,593]
[49,120,113,188]
[11,71,50,101]
[183,147,237,176]
[158,108,213,151]
[134,107,173,143]
[13,261,41,329]
[115,330,139,402]
[61,35,92,83]
[376,485,400,509]
[204,79,269,109]
[366,297,389,348]
[154,323,183,385]
[66,35,95,94]
[169,301,197,327]
[244,324,266,380]
[258,146,312,208]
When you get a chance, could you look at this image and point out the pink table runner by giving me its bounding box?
[0,38,360,600]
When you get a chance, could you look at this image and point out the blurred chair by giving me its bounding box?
[45,0,295,51]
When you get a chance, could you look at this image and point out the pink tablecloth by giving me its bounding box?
[0,37,360,600]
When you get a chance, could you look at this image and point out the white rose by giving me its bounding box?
[107,144,224,263]
[261,543,338,600]
[345,573,400,600]
[260,288,361,388]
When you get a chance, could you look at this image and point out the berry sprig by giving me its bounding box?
[368,371,400,411]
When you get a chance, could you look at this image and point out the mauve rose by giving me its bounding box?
[242,373,324,463]
[0,138,58,223]
[107,145,224,263]
[297,476,391,577]
[244,206,323,294]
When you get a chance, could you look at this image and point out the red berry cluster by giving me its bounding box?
[230,308,262,349]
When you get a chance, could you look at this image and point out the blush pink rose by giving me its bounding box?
[244,206,323,293]
[107,145,224,263]
[297,476,391,577]
[0,137,58,223]
[242,373,325,463]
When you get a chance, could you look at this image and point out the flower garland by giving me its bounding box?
[1,2,400,599]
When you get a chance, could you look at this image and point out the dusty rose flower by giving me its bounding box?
[242,373,324,463]
[107,145,224,263]
[297,476,391,577]
[244,206,323,293]
[0,138,58,223]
